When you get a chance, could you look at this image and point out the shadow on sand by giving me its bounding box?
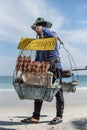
[71,118,87,130]
[0,120,22,126]
[0,127,15,130]
[0,115,49,128]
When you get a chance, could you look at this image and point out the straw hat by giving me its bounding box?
[31,17,52,30]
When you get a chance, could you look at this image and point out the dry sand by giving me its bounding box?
[0,89,87,130]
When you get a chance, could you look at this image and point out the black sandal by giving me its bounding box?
[48,117,63,125]
[21,117,39,124]
[21,117,31,123]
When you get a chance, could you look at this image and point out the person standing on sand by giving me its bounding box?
[21,17,64,125]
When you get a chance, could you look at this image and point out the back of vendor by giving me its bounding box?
[35,26,62,70]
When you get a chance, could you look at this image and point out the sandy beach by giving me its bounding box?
[0,89,87,130]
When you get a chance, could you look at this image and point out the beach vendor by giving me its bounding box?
[21,17,64,124]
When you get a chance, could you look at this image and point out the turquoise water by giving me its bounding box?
[0,75,87,90]
[77,75,87,88]
[0,76,13,90]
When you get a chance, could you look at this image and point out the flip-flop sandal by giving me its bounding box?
[21,117,31,123]
[48,117,62,125]
[21,117,39,124]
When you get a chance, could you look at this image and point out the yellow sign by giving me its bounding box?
[18,37,57,50]
[18,38,35,49]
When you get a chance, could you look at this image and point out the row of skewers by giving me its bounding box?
[15,55,51,75]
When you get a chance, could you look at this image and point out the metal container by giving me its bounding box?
[13,82,60,102]
[61,80,78,92]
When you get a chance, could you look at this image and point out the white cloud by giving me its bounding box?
[58,29,87,70]
[58,43,87,78]
[59,29,87,44]
[77,20,87,25]
[0,0,67,44]
[0,0,87,75]
[0,0,68,75]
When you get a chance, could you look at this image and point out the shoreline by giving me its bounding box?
[0,87,87,91]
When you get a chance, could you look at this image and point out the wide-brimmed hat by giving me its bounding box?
[31,17,52,30]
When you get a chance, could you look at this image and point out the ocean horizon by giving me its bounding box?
[0,75,87,91]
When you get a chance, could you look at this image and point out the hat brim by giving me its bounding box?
[31,21,52,30]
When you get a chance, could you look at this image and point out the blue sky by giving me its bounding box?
[0,0,87,75]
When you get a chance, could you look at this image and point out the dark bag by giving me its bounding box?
[62,70,73,78]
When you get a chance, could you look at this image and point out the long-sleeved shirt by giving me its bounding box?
[35,27,62,69]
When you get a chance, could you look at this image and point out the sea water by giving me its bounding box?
[0,76,13,91]
[0,75,87,91]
